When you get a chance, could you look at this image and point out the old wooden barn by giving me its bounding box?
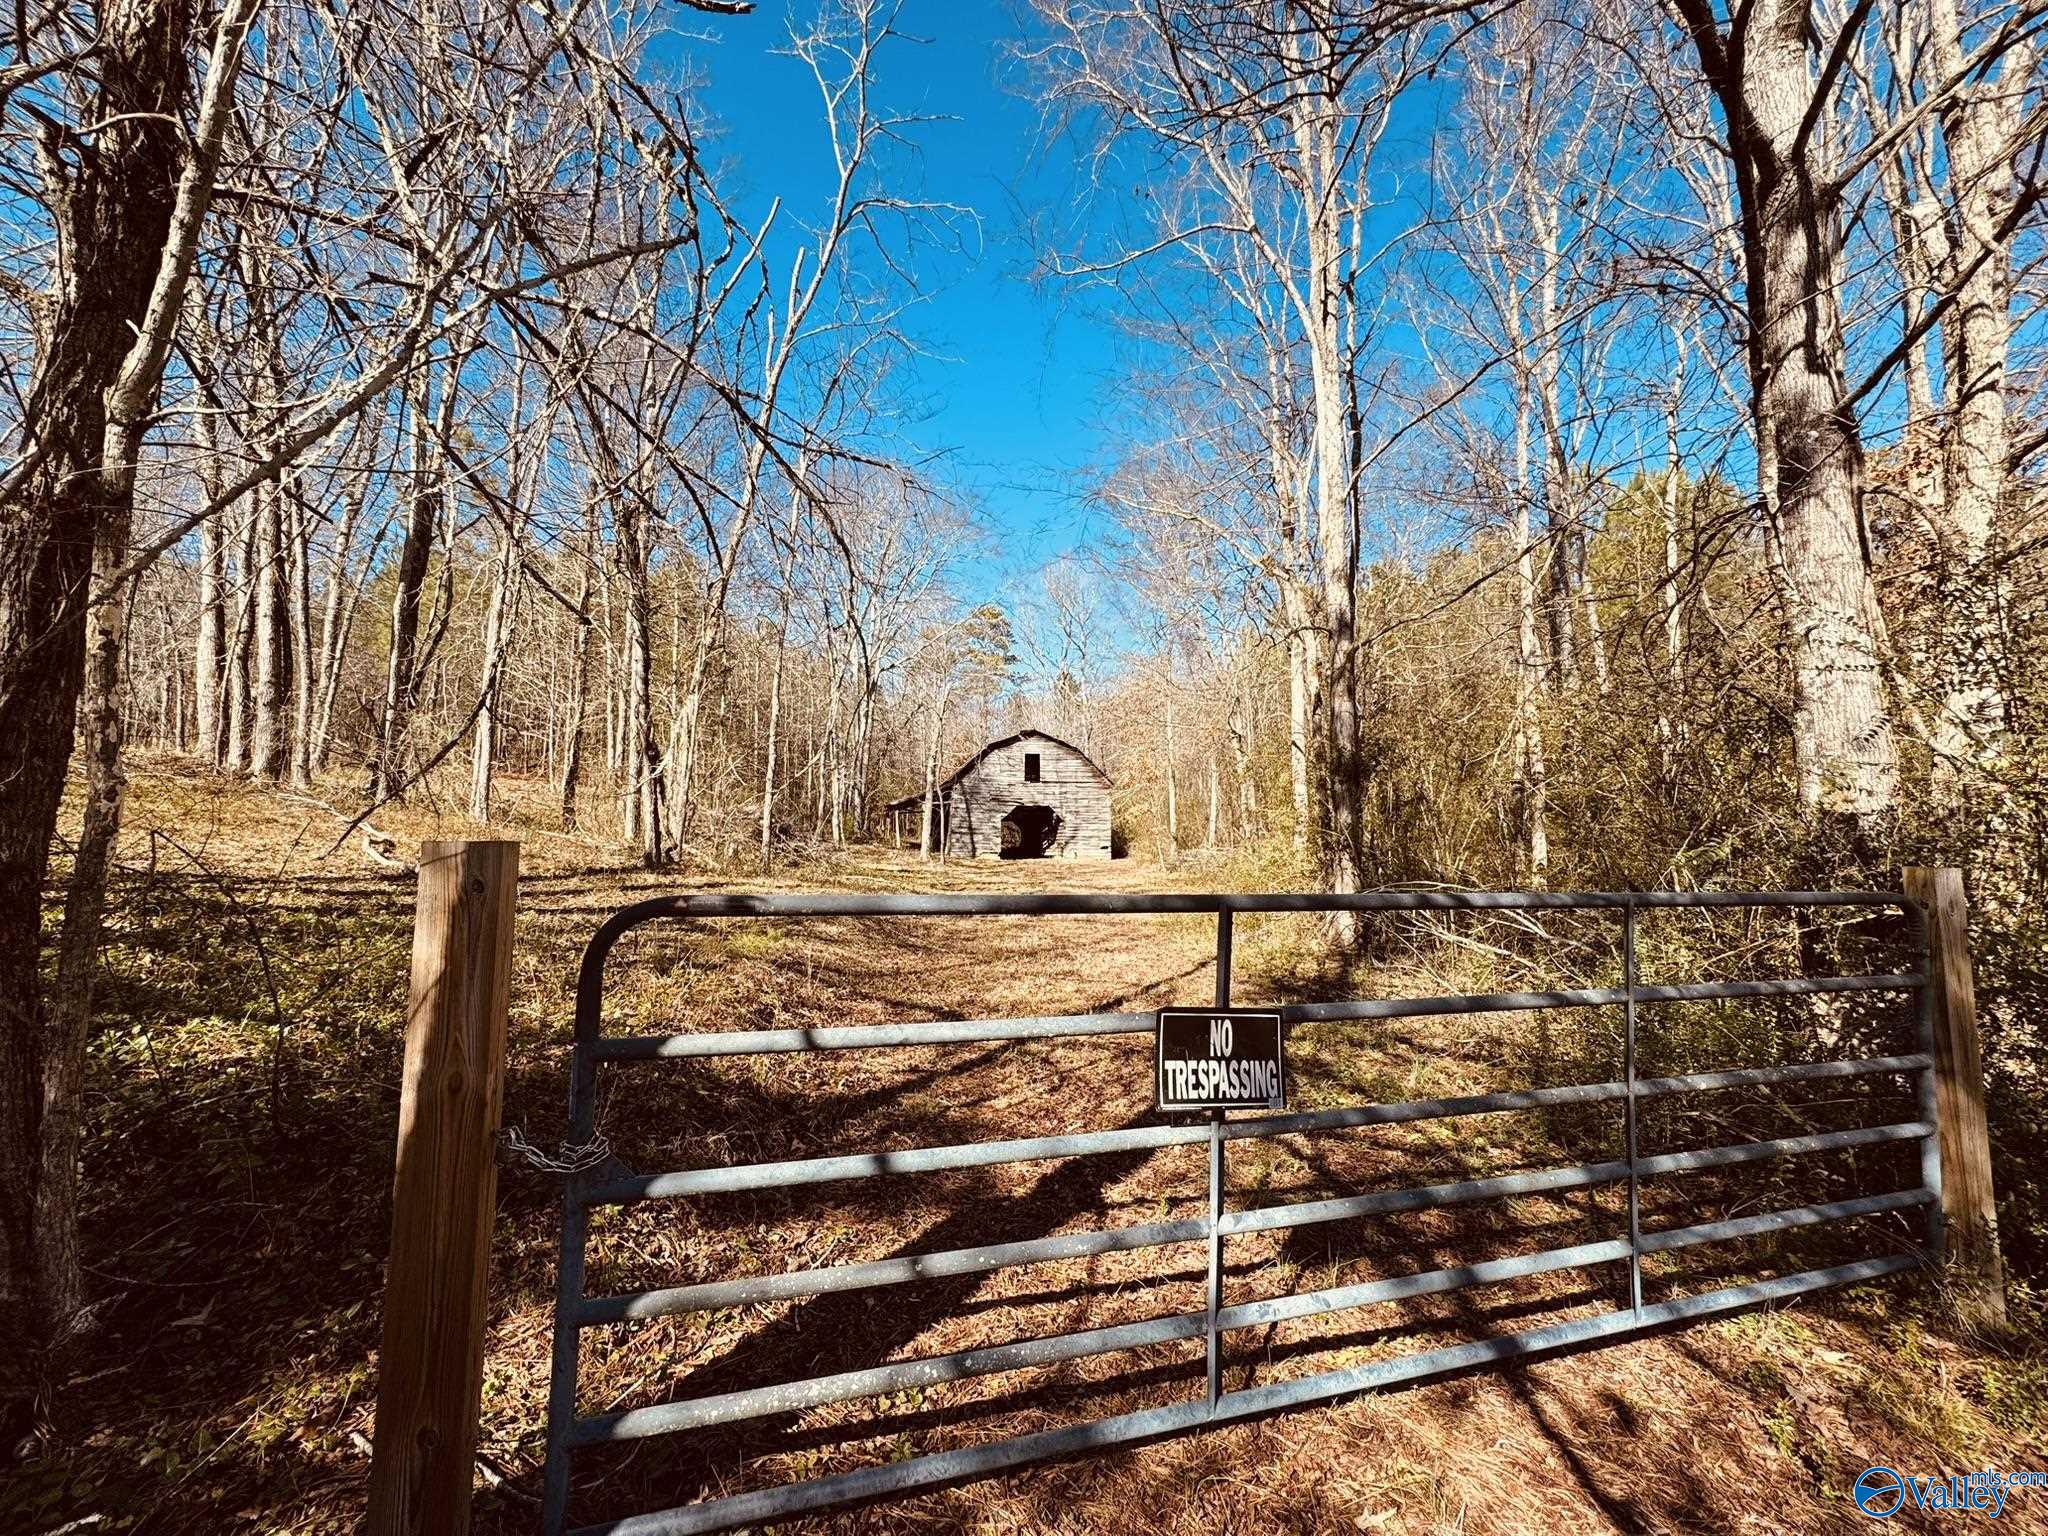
[884,730,1113,859]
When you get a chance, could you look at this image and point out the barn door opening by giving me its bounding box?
[1000,804,1059,858]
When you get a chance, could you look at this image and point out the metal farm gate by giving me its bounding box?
[541,890,1940,1536]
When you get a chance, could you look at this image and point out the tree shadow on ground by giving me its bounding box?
[550,1117,1169,1527]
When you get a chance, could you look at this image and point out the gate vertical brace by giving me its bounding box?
[1205,909,1233,1413]
[543,945,608,1536]
[1905,889,1946,1265]
[1623,897,1643,1315]
[541,1111,590,1534]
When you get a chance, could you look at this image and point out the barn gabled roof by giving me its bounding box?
[883,729,1110,812]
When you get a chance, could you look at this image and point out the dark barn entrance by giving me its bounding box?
[1000,804,1060,858]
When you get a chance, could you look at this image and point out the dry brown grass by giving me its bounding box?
[10,760,2047,1536]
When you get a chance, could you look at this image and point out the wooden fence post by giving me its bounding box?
[1903,865,2006,1329]
[366,841,521,1534]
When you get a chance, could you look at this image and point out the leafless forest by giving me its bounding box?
[3,0,2048,1515]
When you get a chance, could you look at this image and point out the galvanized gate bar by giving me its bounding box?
[1287,972,1917,1024]
[587,975,1918,1060]
[1639,1188,1934,1253]
[577,1118,1932,1327]
[582,1122,1213,1204]
[590,1010,1155,1059]
[567,1309,1214,1444]
[1218,1122,1931,1238]
[569,889,1907,928]
[566,1184,1935,1450]
[562,1256,1919,1536]
[580,1052,1932,1208]
[575,1215,1212,1324]
[1630,1054,1930,1096]
[542,888,1934,1536]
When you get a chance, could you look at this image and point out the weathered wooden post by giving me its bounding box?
[367,841,521,1534]
[1903,865,2006,1328]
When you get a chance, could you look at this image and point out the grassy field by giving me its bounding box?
[9,761,2047,1535]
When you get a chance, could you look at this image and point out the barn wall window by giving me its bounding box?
[1024,752,1041,783]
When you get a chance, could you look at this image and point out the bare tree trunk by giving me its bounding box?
[852,685,874,834]
[921,684,950,868]
[559,528,597,832]
[223,501,255,772]
[310,469,377,777]
[38,532,135,1417]
[238,218,293,786]
[600,559,621,790]
[1678,0,1899,827]
[668,442,785,847]
[616,633,636,846]
[160,622,182,751]
[1542,507,1579,694]
[1754,10,1897,822]
[468,529,518,823]
[1296,60,1365,933]
[0,0,254,1424]
[193,421,228,767]
[371,351,452,803]
[828,657,847,846]
[1867,7,1946,526]
[1894,147,1947,519]
[249,486,288,781]
[1281,578,1315,862]
[1205,751,1220,850]
[1657,330,1687,769]
[1925,4,2027,788]
[616,516,663,864]
[286,494,314,787]
[1163,693,1180,857]
[469,350,535,826]
[1531,185,1589,701]
[1229,691,1256,842]
[1512,371,1549,881]
[631,621,660,860]
[1573,523,1608,696]
[1264,380,1317,865]
[760,607,787,869]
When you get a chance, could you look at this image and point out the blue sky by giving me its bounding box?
[663,3,1818,640]
[674,3,1123,599]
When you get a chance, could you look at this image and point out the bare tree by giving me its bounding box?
[1667,0,1969,827]
[1921,0,2040,783]
[0,0,758,1422]
[1033,0,1465,932]
[0,0,263,1422]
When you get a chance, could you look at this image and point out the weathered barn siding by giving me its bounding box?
[944,732,1111,859]
[885,730,1112,860]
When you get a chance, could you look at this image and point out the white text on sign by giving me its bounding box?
[1155,1008,1286,1112]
